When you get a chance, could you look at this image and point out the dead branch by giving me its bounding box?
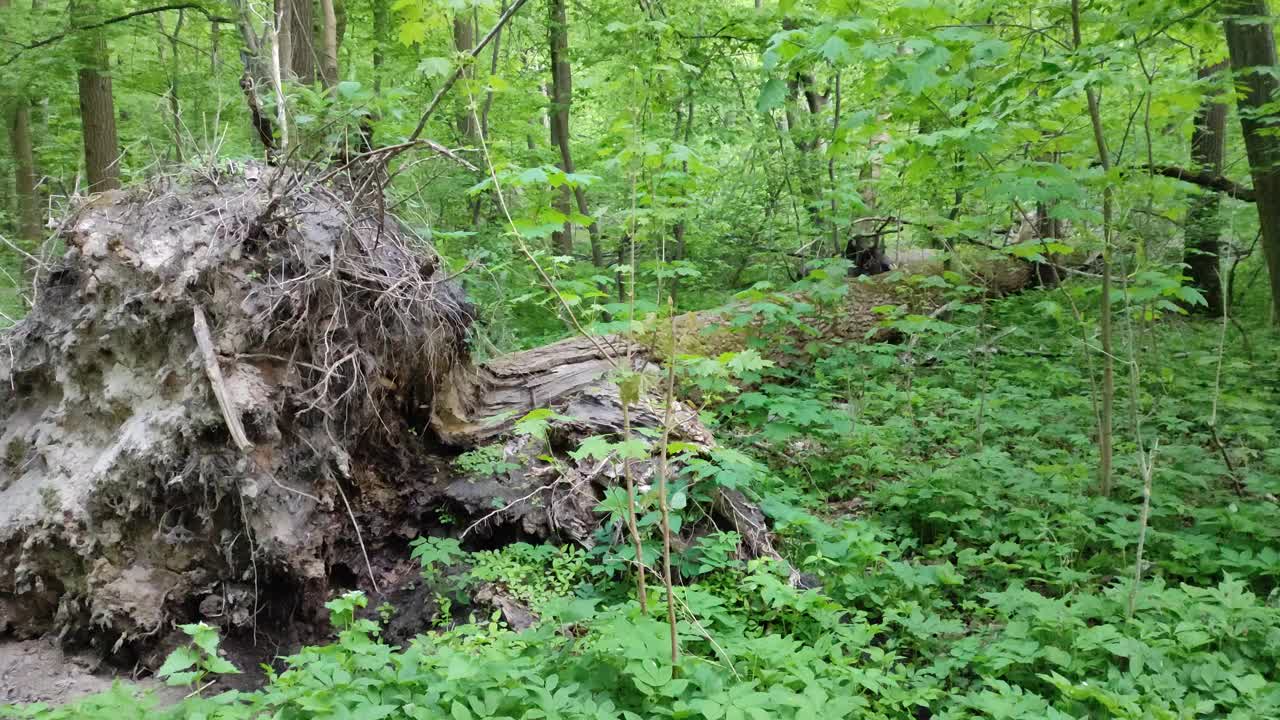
[193,305,253,452]
[1144,164,1256,202]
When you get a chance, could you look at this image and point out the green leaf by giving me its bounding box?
[203,656,241,675]
[570,435,613,461]
[156,646,199,679]
[618,373,644,405]
[399,22,429,46]
[820,35,853,64]
[756,79,788,113]
[417,57,452,78]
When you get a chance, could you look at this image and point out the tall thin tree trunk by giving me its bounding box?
[1072,0,1114,496]
[453,14,479,140]
[72,1,121,192]
[318,0,339,89]
[453,12,486,224]
[1223,0,1280,325]
[9,92,39,245]
[163,10,186,162]
[1184,63,1228,316]
[548,0,602,264]
[371,0,388,93]
[274,0,293,80]
[211,20,221,73]
[480,1,507,140]
[289,0,316,85]
[1,0,11,240]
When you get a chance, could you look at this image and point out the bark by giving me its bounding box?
[371,0,388,92]
[1033,202,1062,288]
[480,1,507,139]
[1147,163,1254,201]
[547,0,602,264]
[229,0,277,153]
[289,0,315,84]
[1,0,39,244]
[1222,0,1280,324]
[274,0,293,80]
[72,2,121,192]
[164,10,186,162]
[1184,63,1228,316]
[318,0,338,89]
[453,14,479,141]
[8,102,40,244]
[210,19,220,73]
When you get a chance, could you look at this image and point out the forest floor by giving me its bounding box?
[0,640,181,706]
[3,240,1278,718]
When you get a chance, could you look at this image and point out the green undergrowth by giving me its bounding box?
[5,274,1280,720]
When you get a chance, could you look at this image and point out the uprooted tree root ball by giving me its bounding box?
[0,165,783,665]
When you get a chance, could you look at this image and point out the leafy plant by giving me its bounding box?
[155,622,240,690]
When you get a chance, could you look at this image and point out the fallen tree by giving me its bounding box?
[0,165,781,664]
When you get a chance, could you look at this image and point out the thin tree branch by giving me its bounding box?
[3,3,234,66]
[1144,164,1256,201]
[407,0,533,143]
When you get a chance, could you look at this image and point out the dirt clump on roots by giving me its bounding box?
[0,164,472,662]
[0,164,785,674]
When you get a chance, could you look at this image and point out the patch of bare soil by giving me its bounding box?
[0,638,182,706]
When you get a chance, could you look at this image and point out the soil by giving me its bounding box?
[0,638,184,706]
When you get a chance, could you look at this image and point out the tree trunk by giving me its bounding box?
[1184,63,1228,316]
[453,14,479,141]
[547,0,602,264]
[480,1,507,140]
[274,0,293,80]
[3,0,39,244]
[72,2,121,193]
[211,20,221,73]
[1223,0,1280,324]
[371,0,388,92]
[1033,202,1062,288]
[289,0,316,85]
[163,10,186,163]
[318,0,339,89]
[8,107,39,245]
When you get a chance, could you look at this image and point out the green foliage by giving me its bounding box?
[468,543,590,610]
[409,536,465,584]
[453,445,519,478]
[12,286,1280,720]
[156,623,241,689]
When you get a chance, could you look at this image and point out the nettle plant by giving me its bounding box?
[156,622,241,691]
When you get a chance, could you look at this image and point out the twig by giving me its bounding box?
[461,477,558,538]
[334,477,381,594]
[1208,424,1245,497]
[3,3,235,66]
[656,300,679,665]
[620,391,649,615]
[1127,440,1157,619]
[184,679,218,699]
[314,138,478,188]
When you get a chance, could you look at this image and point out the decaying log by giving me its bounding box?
[431,335,645,446]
